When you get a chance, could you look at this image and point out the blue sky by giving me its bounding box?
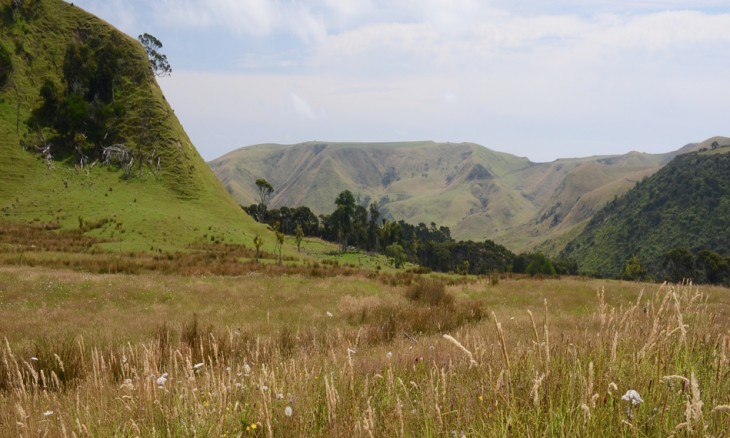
[71,0,730,162]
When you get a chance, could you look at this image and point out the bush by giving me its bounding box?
[525,253,556,277]
[405,279,453,307]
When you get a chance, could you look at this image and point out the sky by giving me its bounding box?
[70,0,730,162]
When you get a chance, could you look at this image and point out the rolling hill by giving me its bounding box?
[561,139,730,279]
[0,0,268,252]
[209,138,718,252]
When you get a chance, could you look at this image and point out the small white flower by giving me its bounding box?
[285,406,293,417]
[276,392,284,400]
[261,385,269,392]
[621,389,643,406]
[120,378,134,390]
[243,364,251,375]
[156,373,168,386]
[386,352,393,360]
[43,410,53,416]
[235,382,242,388]
[326,311,333,317]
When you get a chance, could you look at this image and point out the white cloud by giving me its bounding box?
[75,0,730,162]
[442,92,457,104]
[290,93,317,120]
[70,0,139,33]
[153,0,277,35]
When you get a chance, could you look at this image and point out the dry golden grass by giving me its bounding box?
[1,263,730,436]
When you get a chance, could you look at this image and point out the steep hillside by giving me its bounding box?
[561,139,730,278]
[210,139,706,251]
[0,0,267,251]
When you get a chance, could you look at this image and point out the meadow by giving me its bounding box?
[2,249,730,437]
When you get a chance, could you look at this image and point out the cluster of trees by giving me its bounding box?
[623,248,730,285]
[28,31,169,167]
[244,181,567,276]
[31,33,129,158]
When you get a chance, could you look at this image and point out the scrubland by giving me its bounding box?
[1,261,730,437]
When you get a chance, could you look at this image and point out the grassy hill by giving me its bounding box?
[210,139,708,252]
[561,138,730,278]
[0,0,269,252]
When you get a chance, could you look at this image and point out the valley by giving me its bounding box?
[1,1,729,436]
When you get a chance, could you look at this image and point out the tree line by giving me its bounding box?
[243,180,571,276]
[623,248,730,286]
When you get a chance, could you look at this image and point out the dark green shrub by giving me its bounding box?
[0,43,12,86]
[525,253,556,277]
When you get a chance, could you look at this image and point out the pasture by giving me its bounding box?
[2,263,730,436]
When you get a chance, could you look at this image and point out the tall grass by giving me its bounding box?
[2,280,729,436]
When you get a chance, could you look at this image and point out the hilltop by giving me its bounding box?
[561,137,730,279]
[0,0,267,252]
[209,139,704,252]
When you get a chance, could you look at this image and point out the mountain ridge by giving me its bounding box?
[210,137,722,252]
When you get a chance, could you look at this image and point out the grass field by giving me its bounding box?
[2,258,730,436]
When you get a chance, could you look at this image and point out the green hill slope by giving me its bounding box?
[561,140,730,278]
[210,139,703,252]
[0,0,266,251]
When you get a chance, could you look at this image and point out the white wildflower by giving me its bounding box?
[386,352,393,360]
[120,378,134,390]
[43,410,53,416]
[285,406,293,417]
[243,363,251,375]
[326,311,333,317]
[276,392,284,400]
[156,373,168,386]
[622,389,643,406]
[261,385,269,392]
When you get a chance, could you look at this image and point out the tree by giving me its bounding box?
[385,243,408,269]
[138,33,171,77]
[622,256,646,281]
[663,248,695,283]
[333,190,355,252]
[525,253,556,277]
[254,178,274,223]
[294,224,304,252]
[253,234,263,262]
[696,250,729,284]
[367,203,380,251]
[291,206,319,236]
[274,230,284,265]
